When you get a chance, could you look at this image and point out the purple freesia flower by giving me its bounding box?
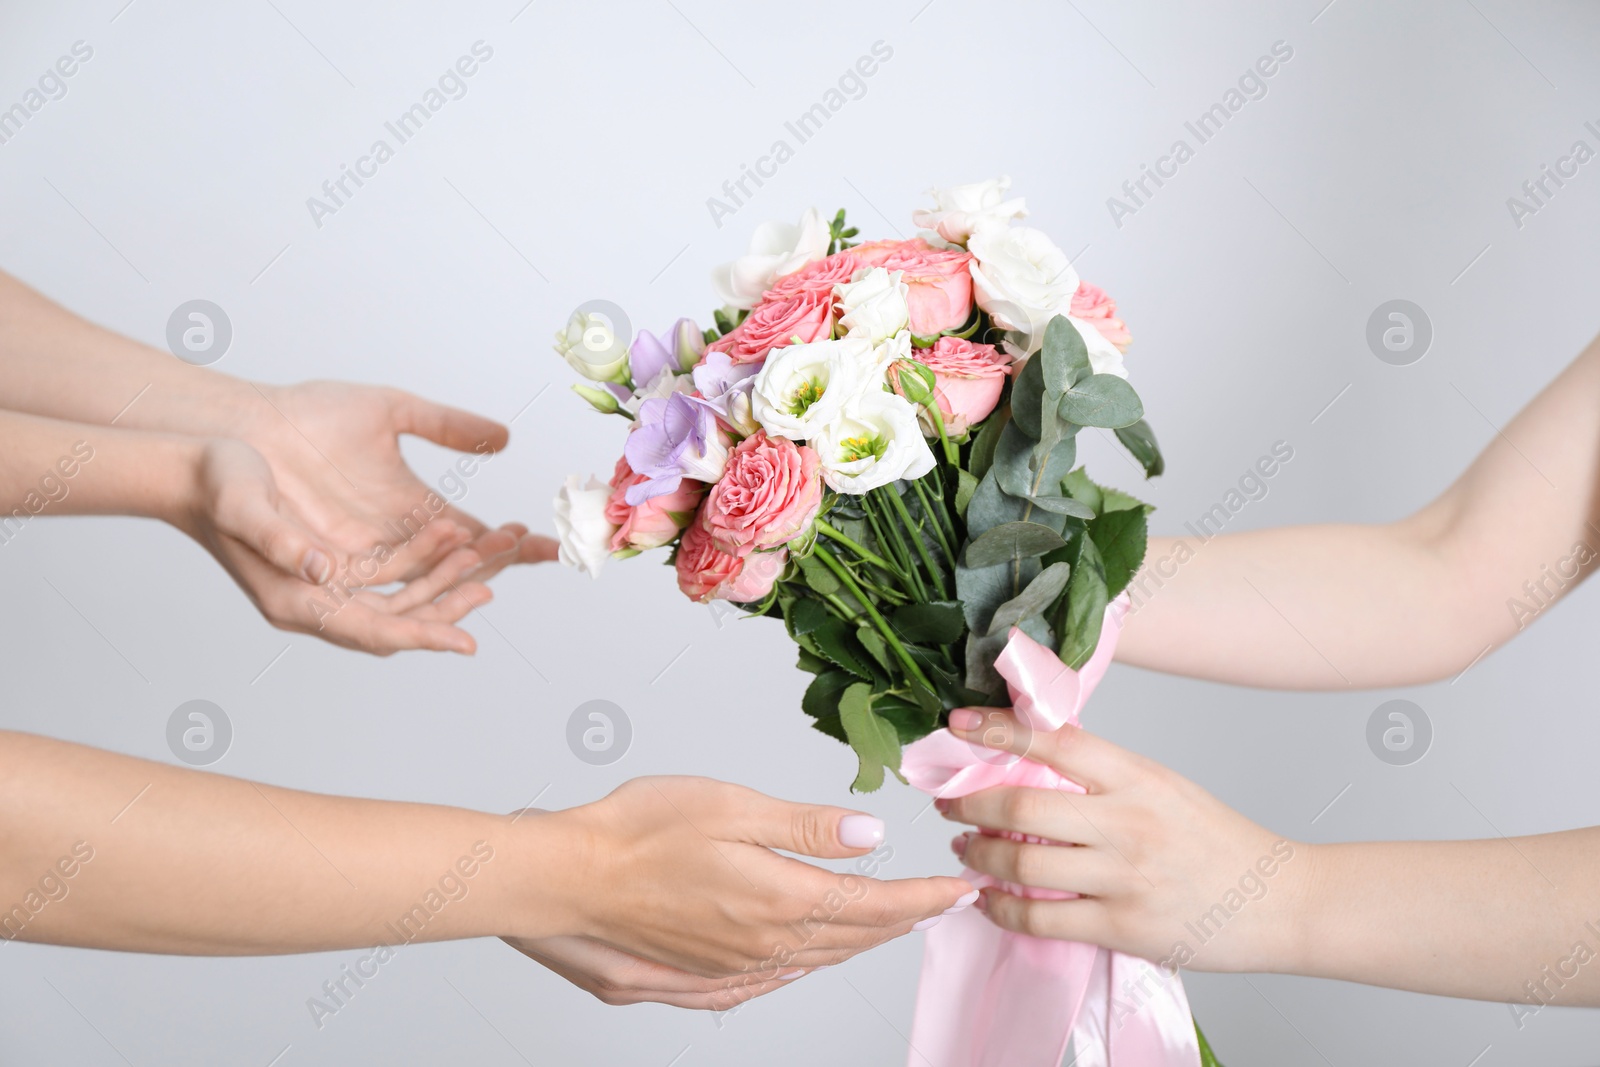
[690,350,760,426]
[623,392,729,505]
[629,318,704,388]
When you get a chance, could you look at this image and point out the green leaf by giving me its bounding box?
[1099,485,1148,514]
[796,648,831,675]
[1057,374,1145,429]
[810,619,875,679]
[802,670,856,719]
[955,469,979,518]
[795,552,842,596]
[855,624,891,672]
[1088,507,1149,600]
[872,694,941,744]
[788,597,832,637]
[969,410,1008,479]
[1058,535,1108,670]
[810,712,848,744]
[891,601,966,644]
[839,683,904,793]
[994,422,1078,502]
[964,521,1068,570]
[1115,419,1165,478]
[1027,494,1097,518]
[1009,352,1046,439]
[987,561,1073,637]
[1039,315,1092,393]
[964,470,1027,539]
[1060,468,1102,514]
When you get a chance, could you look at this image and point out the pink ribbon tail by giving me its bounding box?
[900,598,1201,1067]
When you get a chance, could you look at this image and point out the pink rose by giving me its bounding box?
[604,456,703,552]
[877,239,975,336]
[848,238,909,268]
[763,251,861,300]
[1071,281,1131,350]
[706,288,834,365]
[897,336,1011,436]
[699,431,822,555]
[675,522,787,603]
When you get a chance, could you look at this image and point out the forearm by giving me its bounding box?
[0,270,252,433]
[1285,831,1600,1006]
[0,410,201,524]
[1119,336,1600,688]
[0,731,573,954]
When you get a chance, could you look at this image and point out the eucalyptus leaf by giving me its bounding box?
[1027,494,1097,518]
[986,562,1073,637]
[1115,419,1165,478]
[994,423,1078,502]
[1040,315,1091,393]
[1009,352,1046,439]
[969,409,1008,480]
[963,629,1008,699]
[964,521,1067,570]
[965,471,1028,539]
[1057,374,1145,429]
[891,601,966,644]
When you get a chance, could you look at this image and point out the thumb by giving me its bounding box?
[225,492,336,585]
[729,788,887,859]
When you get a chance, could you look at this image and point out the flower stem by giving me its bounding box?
[816,520,906,587]
[911,477,958,589]
[883,485,947,601]
[866,490,928,602]
[813,546,938,695]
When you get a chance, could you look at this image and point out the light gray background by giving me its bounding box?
[2,1,1599,1063]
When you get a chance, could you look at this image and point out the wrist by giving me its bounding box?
[1269,838,1329,975]
[481,807,595,942]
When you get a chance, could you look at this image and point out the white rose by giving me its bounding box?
[750,336,874,441]
[814,390,936,495]
[1070,314,1128,379]
[554,309,630,383]
[911,177,1028,245]
[968,226,1080,357]
[553,475,615,577]
[835,267,909,344]
[711,207,831,310]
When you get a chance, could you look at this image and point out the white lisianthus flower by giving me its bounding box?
[814,390,936,494]
[554,310,631,383]
[553,475,616,576]
[865,329,913,386]
[751,336,874,441]
[711,207,831,309]
[911,177,1028,245]
[968,226,1080,357]
[1069,315,1128,379]
[835,267,909,344]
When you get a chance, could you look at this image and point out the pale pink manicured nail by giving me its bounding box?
[950,834,968,859]
[945,889,980,915]
[778,969,805,980]
[948,708,983,731]
[301,549,332,585]
[839,815,884,848]
[912,915,942,931]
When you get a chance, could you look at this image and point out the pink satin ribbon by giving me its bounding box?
[901,599,1201,1067]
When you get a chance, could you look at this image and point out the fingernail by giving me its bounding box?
[912,915,942,932]
[301,549,332,585]
[945,889,980,914]
[950,834,968,859]
[974,892,989,914]
[838,815,885,848]
[948,708,983,731]
[933,797,950,814]
[778,969,805,980]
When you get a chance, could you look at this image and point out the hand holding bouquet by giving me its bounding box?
[554,177,1162,793]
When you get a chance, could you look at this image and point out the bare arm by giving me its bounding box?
[1117,336,1600,688]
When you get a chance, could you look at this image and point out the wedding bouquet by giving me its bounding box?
[553,177,1163,792]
